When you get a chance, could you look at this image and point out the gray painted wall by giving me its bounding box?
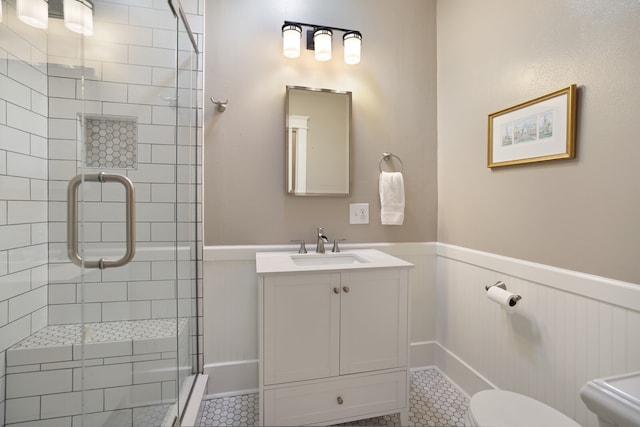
[437,0,640,284]
[203,0,438,246]
[203,0,640,284]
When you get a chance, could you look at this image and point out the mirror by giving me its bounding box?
[286,86,351,196]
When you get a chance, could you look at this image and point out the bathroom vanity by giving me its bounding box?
[256,249,414,426]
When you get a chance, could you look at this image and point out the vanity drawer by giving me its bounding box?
[263,371,407,426]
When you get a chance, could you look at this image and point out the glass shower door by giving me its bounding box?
[0,1,199,425]
[69,2,200,426]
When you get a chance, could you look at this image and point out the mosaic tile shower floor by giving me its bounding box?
[195,368,468,426]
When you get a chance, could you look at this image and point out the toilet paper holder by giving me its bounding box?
[485,281,522,306]
[485,280,507,291]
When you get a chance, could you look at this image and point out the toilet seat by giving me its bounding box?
[468,390,581,427]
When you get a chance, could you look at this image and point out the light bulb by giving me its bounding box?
[313,28,332,62]
[282,24,301,59]
[64,0,94,36]
[17,0,48,29]
[343,31,362,65]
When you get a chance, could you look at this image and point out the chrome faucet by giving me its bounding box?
[316,227,329,253]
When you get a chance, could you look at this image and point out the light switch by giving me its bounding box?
[349,203,369,224]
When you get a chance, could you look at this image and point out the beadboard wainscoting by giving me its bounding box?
[202,243,640,427]
[202,243,437,396]
[436,244,640,427]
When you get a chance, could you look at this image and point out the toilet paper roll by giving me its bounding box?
[487,285,521,310]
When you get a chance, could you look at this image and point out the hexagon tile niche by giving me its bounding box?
[84,115,138,169]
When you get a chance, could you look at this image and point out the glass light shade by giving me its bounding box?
[282,24,301,58]
[343,31,362,65]
[313,28,332,61]
[0,1,3,23]
[64,0,93,36]
[17,0,48,29]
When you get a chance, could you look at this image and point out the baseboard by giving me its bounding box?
[412,341,495,398]
[203,359,259,395]
[410,341,436,368]
[434,342,496,397]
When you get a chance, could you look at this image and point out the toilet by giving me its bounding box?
[465,389,581,427]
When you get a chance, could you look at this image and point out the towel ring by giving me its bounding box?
[378,152,404,173]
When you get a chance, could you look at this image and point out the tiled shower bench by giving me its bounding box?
[5,318,189,427]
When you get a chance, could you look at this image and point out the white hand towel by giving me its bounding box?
[379,171,405,225]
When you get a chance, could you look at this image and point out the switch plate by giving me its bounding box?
[349,203,369,224]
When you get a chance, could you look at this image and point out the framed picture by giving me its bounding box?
[488,84,577,168]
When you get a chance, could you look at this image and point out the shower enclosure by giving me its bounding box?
[0,0,202,425]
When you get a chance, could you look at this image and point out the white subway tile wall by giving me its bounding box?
[0,1,50,425]
[0,0,204,425]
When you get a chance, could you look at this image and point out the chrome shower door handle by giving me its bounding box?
[67,172,136,269]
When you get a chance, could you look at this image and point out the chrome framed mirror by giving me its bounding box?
[286,86,351,196]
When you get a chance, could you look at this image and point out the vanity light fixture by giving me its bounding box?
[17,0,49,29]
[282,21,362,65]
[63,0,94,36]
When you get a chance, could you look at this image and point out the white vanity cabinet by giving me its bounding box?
[256,250,413,426]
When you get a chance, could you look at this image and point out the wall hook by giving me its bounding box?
[210,97,228,112]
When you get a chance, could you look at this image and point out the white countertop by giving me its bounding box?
[256,248,414,275]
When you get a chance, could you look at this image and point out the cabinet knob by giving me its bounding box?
[342,286,350,293]
[337,396,344,405]
[333,287,340,294]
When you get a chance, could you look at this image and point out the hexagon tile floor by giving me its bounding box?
[195,368,468,426]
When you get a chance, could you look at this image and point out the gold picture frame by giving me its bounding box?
[488,84,577,168]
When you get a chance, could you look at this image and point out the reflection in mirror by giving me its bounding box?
[286,86,351,196]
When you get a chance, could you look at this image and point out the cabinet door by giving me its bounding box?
[340,269,408,375]
[263,273,341,385]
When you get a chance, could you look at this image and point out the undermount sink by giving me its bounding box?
[290,252,368,266]
[255,248,414,274]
